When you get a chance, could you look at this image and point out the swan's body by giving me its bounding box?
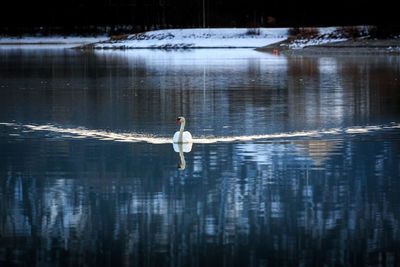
[173,131,192,143]
[173,116,193,143]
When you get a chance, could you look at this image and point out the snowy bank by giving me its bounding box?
[83,28,289,49]
[0,36,108,48]
[257,26,400,54]
[3,27,396,53]
[79,27,364,50]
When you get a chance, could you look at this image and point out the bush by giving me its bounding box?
[267,16,276,25]
[109,34,130,41]
[288,27,319,39]
[369,25,400,39]
[336,26,370,39]
[246,28,261,35]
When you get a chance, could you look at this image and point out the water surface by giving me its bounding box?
[0,48,400,266]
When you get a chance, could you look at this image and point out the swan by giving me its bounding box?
[173,116,193,143]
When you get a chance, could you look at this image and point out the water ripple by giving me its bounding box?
[1,122,399,144]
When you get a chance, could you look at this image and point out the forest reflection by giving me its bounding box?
[0,135,399,266]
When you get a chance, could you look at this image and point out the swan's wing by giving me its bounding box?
[173,131,180,143]
[183,131,193,142]
[173,143,192,153]
[182,142,192,152]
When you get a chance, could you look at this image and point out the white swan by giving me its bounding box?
[173,116,193,143]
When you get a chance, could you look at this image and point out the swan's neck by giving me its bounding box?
[178,146,186,170]
[179,121,185,142]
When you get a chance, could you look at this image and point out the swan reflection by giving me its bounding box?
[173,143,192,170]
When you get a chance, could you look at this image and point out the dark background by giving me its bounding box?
[1,0,398,35]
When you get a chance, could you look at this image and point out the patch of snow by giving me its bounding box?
[288,27,348,49]
[0,36,108,48]
[289,37,348,49]
[387,46,400,52]
[93,28,289,49]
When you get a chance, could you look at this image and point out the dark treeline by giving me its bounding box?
[1,0,398,35]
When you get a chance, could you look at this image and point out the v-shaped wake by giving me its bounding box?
[1,122,399,144]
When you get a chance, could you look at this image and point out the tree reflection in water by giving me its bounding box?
[0,134,399,266]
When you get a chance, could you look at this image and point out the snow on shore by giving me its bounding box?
[0,36,108,48]
[287,27,348,49]
[88,27,355,50]
[0,27,355,50]
[92,28,289,49]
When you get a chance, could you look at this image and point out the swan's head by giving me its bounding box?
[177,163,186,170]
[176,116,185,123]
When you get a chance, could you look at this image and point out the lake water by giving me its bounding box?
[0,48,400,266]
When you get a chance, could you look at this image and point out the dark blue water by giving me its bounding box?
[0,48,400,266]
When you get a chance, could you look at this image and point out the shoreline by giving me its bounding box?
[1,28,400,55]
[256,38,400,55]
[0,36,108,48]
